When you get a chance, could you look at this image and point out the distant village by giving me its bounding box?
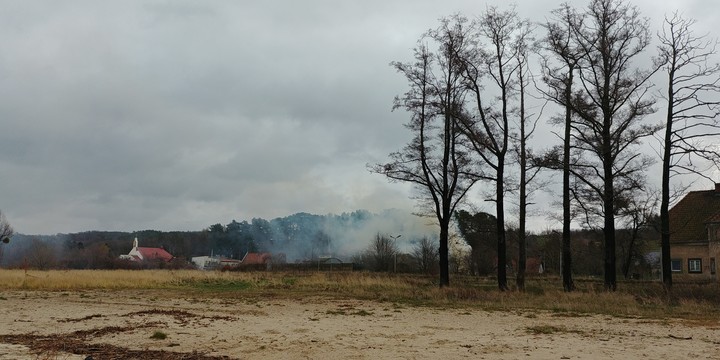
[117,237,356,272]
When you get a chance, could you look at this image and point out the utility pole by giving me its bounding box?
[390,235,402,273]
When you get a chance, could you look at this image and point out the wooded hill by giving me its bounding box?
[0,209,659,279]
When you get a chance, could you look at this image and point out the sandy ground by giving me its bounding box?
[0,290,718,359]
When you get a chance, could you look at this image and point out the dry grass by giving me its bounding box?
[0,269,219,290]
[0,270,718,321]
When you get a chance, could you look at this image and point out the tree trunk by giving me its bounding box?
[517,65,528,292]
[604,158,617,291]
[439,221,450,287]
[517,199,526,291]
[660,69,674,291]
[497,162,508,291]
[562,68,575,292]
[622,229,638,279]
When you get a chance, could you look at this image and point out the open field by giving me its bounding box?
[0,270,718,359]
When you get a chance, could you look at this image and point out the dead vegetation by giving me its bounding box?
[0,270,719,321]
[0,278,718,359]
[1,270,719,359]
[127,309,236,324]
[1,307,241,359]
[0,326,231,360]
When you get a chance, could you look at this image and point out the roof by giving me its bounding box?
[218,257,242,265]
[137,247,174,262]
[669,187,720,244]
[241,252,272,265]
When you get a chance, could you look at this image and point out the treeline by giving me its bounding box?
[0,208,658,278]
[3,231,204,270]
[0,210,424,269]
[450,210,659,280]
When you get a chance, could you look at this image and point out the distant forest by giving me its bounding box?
[0,210,432,269]
[0,209,659,279]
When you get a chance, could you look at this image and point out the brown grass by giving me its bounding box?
[0,270,718,321]
[0,269,218,289]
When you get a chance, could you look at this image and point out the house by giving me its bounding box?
[669,184,720,281]
[191,252,274,270]
[218,257,243,268]
[233,252,273,270]
[191,256,218,270]
[241,252,272,265]
[119,238,174,263]
[190,255,242,270]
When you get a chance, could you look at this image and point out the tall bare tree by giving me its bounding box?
[541,3,583,292]
[567,0,658,290]
[657,13,720,290]
[372,17,478,286]
[456,6,525,291]
[513,21,542,291]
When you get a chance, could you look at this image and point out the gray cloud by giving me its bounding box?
[0,0,713,234]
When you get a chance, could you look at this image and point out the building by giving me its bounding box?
[119,238,174,263]
[669,184,720,281]
[190,256,218,270]
[191,252,274,270]
[240,252,272,265]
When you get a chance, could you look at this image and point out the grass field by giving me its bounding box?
[1,269,718,321]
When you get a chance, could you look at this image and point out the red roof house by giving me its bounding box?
[119,238,174,263]
[241,252,272,265]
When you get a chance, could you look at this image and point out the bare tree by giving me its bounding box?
[541,3,584,292]
[0,210,12,243]
[0,211,13,265]
[368,233,399,272]
[656,13,720,290]
[26,239,56,270]
[513,21,544,291]
[566,0,658,291]
[616,190,658,279]
[456,6,525,291]
[371,16,478,286]
[412,236,439,274]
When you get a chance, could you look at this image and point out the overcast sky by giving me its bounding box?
[0,0,714,234]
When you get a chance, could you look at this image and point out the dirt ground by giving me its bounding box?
[0,290,718,359]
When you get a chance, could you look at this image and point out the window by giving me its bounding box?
[688,258,702,274]
[711,258,716,275]
[671,259,682,272]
